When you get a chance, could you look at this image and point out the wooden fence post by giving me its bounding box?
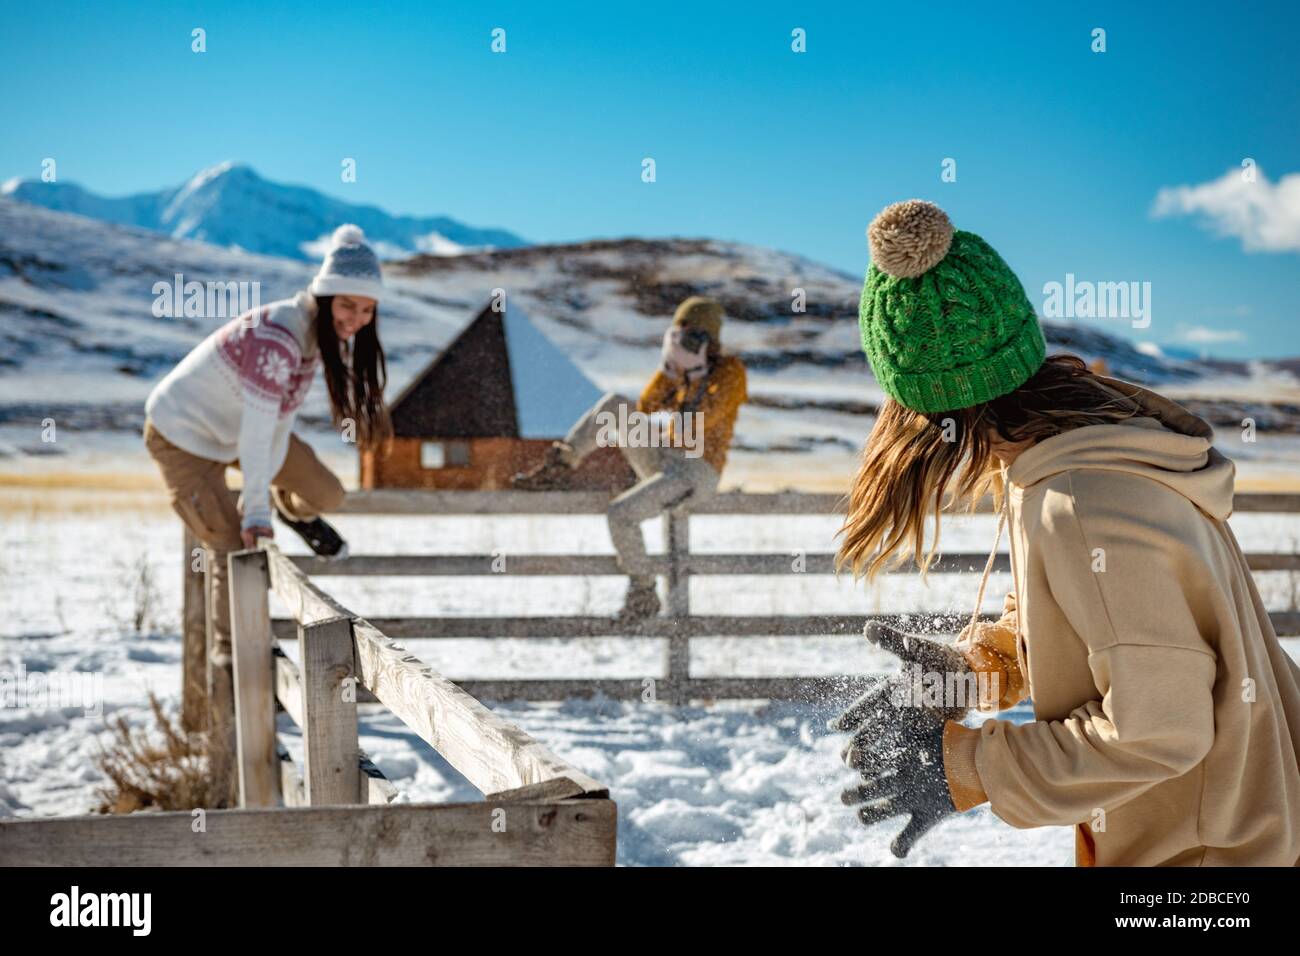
[228,550,278,808]
[663,508,691,706]
[180,528,209,733]
[299,616,361,805]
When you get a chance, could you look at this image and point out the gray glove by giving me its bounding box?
[839,705,955,858]
[833,622,971,858]
[832,621,974,745]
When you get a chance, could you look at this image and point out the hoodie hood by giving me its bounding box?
[1004,377,1236,521]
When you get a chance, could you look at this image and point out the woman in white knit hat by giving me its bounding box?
[142,224,391,801]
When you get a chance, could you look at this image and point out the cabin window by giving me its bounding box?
[421,440,470,469]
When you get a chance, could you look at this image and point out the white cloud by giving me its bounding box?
[1152,167,1300,253]
[1178,324,1246,344]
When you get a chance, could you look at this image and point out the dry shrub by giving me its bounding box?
[114,552,163,634]
[94,693,228,813]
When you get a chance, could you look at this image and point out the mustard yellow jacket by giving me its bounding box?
[638,354,747,474]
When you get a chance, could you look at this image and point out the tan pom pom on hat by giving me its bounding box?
[858,199,1046,413]
[866,199,955,278]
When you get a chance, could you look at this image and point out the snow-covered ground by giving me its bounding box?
[3,444,1299,866]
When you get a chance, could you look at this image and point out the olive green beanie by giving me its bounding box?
[858,200,1046,414]
[673,296,723,340]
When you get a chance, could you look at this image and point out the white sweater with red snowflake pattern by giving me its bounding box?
[146,291,321,531]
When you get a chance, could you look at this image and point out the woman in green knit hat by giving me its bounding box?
[834,200,1300,866]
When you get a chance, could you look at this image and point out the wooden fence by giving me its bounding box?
[3,489,1296,865]
[188,489,1300,709]
[0,539,616,866]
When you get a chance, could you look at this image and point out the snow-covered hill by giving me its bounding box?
[1,162,525,260]
[388,239,1300,441]
[2,195,1298,465]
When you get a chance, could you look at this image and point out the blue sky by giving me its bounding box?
[2,0,1297,358]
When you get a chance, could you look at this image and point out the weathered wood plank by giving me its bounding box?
[1243,554,1300,572]
[1273,611,1300,636]
[228,550,277,809]
[181,527,209,733]
[273,646,304,726]
[685,675,878,702]
[486,777,608,802]
[663,509,691,706]
[277,650,378,712]
[285,550,1300,577]
[0,800,618,866]
[299,616,360,805]
[359,752,400,805]
[350,619,605,797]
[287,553,652,576]
[461,678,650,701]
[688,552,1012,574]
[276,613,984,639]
[204,553,238,806]
[280,747,396,807]
[264,543,352,625]
[278,745,305,808]
[1232,493,1300,513]
[337,489,615,515]
[318,611,1300,638]
[333,489,854,515]
[458,675,877,703]
[663,510,690,617]
[262,543,606,796]
[333,488,1298,516]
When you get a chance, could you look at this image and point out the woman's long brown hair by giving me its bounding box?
[836,354,1144,581]
[314,296,393,448]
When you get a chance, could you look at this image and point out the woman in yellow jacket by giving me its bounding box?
[513,297,747,622]
[834,200,1300,866]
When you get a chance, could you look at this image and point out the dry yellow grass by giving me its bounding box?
[0,467,193,517]
[723,452,858,493]
[95,693,227,813]
[0,493,171,519]
[1236,475,1300,493]
[0,470,164,491]
[1,452,1296,515]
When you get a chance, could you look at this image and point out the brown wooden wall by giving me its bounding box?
[360,438,636,492]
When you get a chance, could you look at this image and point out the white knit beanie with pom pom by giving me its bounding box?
[310,224,384,301]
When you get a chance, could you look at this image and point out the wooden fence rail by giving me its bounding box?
[186,489,1300,707]
[10,488,1288,864]
[0,538,617,867]
[227,541,615,860]
[328,489,1300,515]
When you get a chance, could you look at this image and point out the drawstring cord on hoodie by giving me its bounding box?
[964,465,1009,640]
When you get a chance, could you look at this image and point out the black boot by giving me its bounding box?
[511,442,576,491]
[274,506,349,559]
[615,579,660,625]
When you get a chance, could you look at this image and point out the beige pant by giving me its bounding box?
[564,392,719,586]
[144,420,344,800]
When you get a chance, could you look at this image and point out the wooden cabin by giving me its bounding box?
[360,300,635,491]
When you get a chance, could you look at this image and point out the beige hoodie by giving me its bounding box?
[943,379,1300,866]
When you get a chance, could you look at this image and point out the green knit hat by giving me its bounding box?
[858,200,1046,414]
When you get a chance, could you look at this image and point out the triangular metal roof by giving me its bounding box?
[500,303,603,438]
[388,300,602,439]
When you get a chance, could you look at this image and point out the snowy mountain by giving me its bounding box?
[389,240,1300,440]
[1,195,1298,460]
[1,162,525,261]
